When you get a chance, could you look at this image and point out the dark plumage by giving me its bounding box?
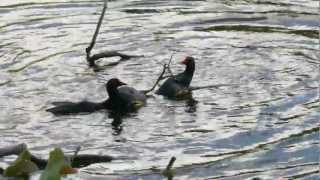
[156,56,195,98]
[46,101,105,115]
[46,78,146,115]
[104,78,147,113]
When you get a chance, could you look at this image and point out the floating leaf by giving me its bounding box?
[40,148,77,180]
[4,149,38,178]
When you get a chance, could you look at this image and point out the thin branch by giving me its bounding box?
[166,53,175,77]
[166,156,176,171]
[71,154,113,168]
[90,51,142,62]
[29,153,113,169]
[163,156,176,180]
[86,0,108,61]
[0,143,27,157]
[85,0,143,67]
[70,146,81,165]
[142,54,176,94]
[142,63,167,94]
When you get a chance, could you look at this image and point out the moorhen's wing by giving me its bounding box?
[156,77,185,98]
[173,72,193,87]
[118,86,146,110]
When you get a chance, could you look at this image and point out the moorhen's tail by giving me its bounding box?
[46,101,105,115]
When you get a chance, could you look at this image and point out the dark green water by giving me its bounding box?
[0,0,319,179]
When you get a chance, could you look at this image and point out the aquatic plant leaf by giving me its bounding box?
[4,149,38,177]
[40,148,77,180]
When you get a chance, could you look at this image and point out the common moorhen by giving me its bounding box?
[46,78,146,115]
[156,56,195,98]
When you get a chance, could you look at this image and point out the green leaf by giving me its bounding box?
[40,148,65,180]
[4,149,38,178]
[40,148,77,180]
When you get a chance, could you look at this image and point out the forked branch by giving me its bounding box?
[142,54,174,94]
[86,0,107,61]
[86,0,142,67]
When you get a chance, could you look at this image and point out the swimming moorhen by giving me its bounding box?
[156,56,195,98]
[104,78,147,112]
[46,78,146,115]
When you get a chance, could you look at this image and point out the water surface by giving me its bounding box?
[0,0,319,179]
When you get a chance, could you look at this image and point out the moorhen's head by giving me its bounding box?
[106,78,126,95]
[181,56,195,73]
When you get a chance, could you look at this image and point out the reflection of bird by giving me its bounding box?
[46,78,146,115]
[156,56,195,99]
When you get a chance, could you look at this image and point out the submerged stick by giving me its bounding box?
[163,156,176,180]
[0,144,113,169]
[166,157,176,171]
[85,0,142,67]
[0,143,27,157]
[86,0,107,62]
[70,146,81,165]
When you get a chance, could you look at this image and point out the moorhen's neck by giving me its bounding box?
[184,62,195,75]
[107,86,120,100]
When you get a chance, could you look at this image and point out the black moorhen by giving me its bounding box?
[103,78,146,112]
[156,56,195,98]
[46,78,146,115]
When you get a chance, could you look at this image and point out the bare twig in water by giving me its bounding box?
[85,0,107,60]
[142,54,175,94]
[70,146,81,164]
[166,157,176,171]
[166,53,175,77]
[86,0,142,67]
[0,144,113,169]
[90,51,137,62]
[0,143,27,157]
[142,63,167,94]
[163,156,176,180]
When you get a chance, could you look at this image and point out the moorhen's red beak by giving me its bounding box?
[181,58,187,65]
